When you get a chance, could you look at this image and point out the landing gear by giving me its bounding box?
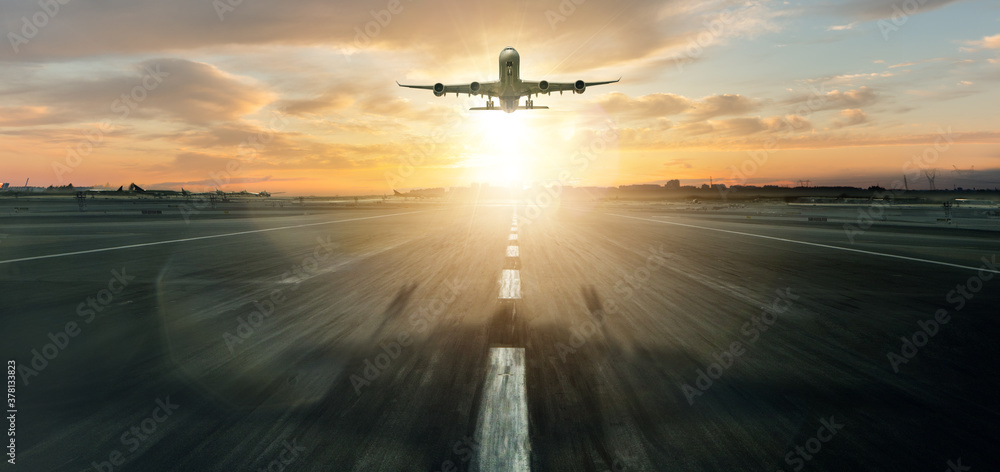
[525,99,534,109]
[486,100,495,110]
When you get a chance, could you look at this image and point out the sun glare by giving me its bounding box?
[465,112,538,187]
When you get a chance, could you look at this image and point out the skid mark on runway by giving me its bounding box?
[611,213,1000,275]
[0,211,428,265]
[473,347,530,472]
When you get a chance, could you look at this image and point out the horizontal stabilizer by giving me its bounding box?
[469,106,550,111]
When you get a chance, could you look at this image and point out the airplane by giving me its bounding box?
[397,47,620,113]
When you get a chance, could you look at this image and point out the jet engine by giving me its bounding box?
[470,81,481,95]
[539,80,550,94]
[433,83,445,97]
[573,80,586,94]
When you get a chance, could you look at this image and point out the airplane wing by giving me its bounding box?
[396,81,501,97]
[521,78,620,96]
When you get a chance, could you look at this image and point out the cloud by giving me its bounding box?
[965,33,1000,50]
[888,57,944,68]
[904,88,979,101]
[825,0,967,22]
[595,92,691,119]
[831,108,868,128]
[0,0,687,65]
[279,94,356,116]
[0,59,273,127]
[671,114,812,138]
[616,127,1000,152]
[783,86,878,113]
[0,106,62,127]
[663,158,693,169]
[685,94,760,121]
[827,22,858,31]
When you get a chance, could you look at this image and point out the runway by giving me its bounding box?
[3,201,999,471]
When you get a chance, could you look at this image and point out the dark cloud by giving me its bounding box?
[0,58,272,127]
[0,0,782,81]
[821,0,967,21]
[0,0,668,66]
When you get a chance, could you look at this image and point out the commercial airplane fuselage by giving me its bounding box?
[397,47,620,113]
[496,47,523,113]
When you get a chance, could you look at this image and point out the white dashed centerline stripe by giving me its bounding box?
[511,226,517,232]
[609,213,1000,275]
[509,234,518,241]
[473,347,530,472]
[499,269,521,299]
[506,246,519,257]
[0,210,429,265]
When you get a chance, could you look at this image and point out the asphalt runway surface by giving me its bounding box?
[3,201,999,471]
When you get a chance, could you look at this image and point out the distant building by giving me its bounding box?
[1,183,8,190]
[664,179,680,190]
[619,184,661,191]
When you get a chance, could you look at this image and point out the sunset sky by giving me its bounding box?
[1,0,999,194]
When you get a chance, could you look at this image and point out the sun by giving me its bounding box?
[464,112,537,187]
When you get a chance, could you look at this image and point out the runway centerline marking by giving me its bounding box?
[610,213,1000,275]
[507,246,519,257]
[473,347,530,472]
[499,270,521,299]
[509,234,518,240]
[0,210,429,265]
